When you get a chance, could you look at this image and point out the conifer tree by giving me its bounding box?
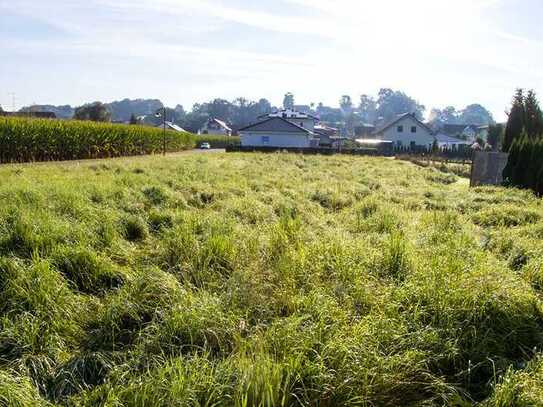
[525,137,541,190]
[524,90,543,139]
[503,137,517,184]
[537,162,543,196]
[511,136,529,188]
[535,138,543,195]
[503,89,525,152]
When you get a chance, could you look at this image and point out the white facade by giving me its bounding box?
[436,137,471,149]
[375,115,435,148]
[240,132,313,148]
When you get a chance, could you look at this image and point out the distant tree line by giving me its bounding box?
[502,89,543,195]
[19,89,497,135]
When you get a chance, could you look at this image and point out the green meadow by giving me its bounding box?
[0,152,542,406]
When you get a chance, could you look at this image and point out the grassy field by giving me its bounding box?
[0,152,542,406]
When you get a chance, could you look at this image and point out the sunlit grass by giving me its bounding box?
[0,152,542,406]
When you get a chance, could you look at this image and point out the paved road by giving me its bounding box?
[0,148,226,167]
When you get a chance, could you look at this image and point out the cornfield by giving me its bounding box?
[0,117,195,163]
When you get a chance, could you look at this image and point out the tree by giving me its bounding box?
[256,98,272,116]
[459,104,495,126]
[428,106,458,126]
[129,114,138,125]
[487,124,504,150]
[503,89,526,152]
[0,105,3,113]
[283,93,294,110]
[340,95,353,115]
[73,102,111,122]
[358,95,377,124]
[376,88,425,122]
[523,90,543,139]
[206,99,232,121]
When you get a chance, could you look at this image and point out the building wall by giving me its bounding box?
[376,116,435,148]
[240,132,311,148]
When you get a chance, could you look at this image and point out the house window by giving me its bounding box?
[396,140,403,147]
[397,125,404,133]
[261,136,270,145]
[410,141,416,149]
[411,126,417,133]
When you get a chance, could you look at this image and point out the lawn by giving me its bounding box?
[0,153,542,406]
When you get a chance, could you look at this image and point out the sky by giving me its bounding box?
[1,0,543,121]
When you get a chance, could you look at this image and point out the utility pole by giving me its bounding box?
[155,106,167,156]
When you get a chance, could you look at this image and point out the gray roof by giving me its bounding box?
[238,117,314,134]
[374,113,433,135]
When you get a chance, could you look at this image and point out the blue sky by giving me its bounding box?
[1,0,542,121]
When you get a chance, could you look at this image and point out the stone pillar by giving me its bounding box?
[470,151,509,187]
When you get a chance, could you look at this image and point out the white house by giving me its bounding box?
[199,118,232,136]
[440,124,489,143]
[239,117,319,148]
[434,134,472,149]
[373,113,435,149]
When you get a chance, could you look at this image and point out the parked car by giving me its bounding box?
[199,142,211,150]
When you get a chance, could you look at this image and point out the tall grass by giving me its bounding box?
[0,117,195,163]
[0,152,542,405]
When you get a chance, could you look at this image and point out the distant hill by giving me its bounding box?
[19,105,75,119]
[20,99,164,122]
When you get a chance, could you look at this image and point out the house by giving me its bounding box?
[314,124,340,147]
[373,113,435,149]
[434,134,471,149]
[199,118,232,136]
[439,124,488,142]
[238,117,319,148]
[156,121,187,132]
[354,123,376,138]
[258,109,318,132]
